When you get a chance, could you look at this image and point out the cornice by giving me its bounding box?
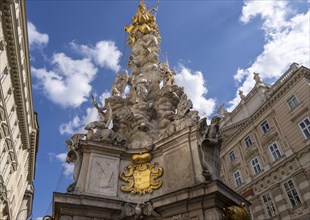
[222,67,310,146]
[1,0,38,183]
[229,84,270,120]
[2,0,31,151]
[221,119,249,149]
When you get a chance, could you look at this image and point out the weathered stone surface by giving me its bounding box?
[53,180,250,220]
[163,146,194,193]
[59,216,72,220]
[86,155,119,196]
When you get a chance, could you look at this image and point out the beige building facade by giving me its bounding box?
[220,63,310,219]
[0,0,39,219]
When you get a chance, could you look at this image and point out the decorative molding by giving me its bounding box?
[171,213,189,220]
[261,130,278,147]
[229,159,241,172]
[244,144,259,162]
[222,67,310,146]
[290,107,309,122]
[2,0,32,152]
[234,146,309,193]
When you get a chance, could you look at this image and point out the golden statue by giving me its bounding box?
[124,0,160,46]
[223,203,250,220]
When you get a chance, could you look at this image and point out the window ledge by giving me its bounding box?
[288,203,306,215]
[290,106,308,122]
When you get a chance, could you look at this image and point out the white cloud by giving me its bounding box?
[229,1,309,110]
[70,41,122,72]
[240,1,290,35]
[175,65,216,117]
[59,107,98,135]
[59,116,83,135]
[48,152,74,178]
[32,53,98,108]
[55,153,74,177]
[27,21,49,49]
[59,91,111,135]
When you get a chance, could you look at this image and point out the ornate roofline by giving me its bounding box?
[226,63,299,121]
[222,66,310,147]
[220,117,250,134]
[2,0,38,181]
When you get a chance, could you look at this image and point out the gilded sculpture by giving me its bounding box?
[124,0,160,46]
[223,203,250,220]
[119,153,163,194]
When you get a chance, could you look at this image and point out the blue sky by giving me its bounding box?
[25,1,309,219]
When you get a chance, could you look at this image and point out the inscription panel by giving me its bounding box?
[86,155,119,196]
[164,146,194,192]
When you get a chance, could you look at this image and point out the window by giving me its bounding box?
[262,193,276,217]
[287,95,299,110]
[261,121,270,133]
[229,151,236,161]
[0,39,5,51]
[299,117,310,139]
[251,157,262,175]
[284,180,301,207]
[269,143,282,161]
[244,136,253,147]
[234,170,242,187]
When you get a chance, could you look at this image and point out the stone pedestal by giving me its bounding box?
[53,180,249,220]
[51,126,250,220]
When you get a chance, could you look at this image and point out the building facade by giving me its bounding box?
[220,63,310,219]
[0,0,39,219]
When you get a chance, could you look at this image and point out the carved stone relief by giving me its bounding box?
[87,155,119,196]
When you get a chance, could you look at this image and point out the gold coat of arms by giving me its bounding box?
[120,153,163,194]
